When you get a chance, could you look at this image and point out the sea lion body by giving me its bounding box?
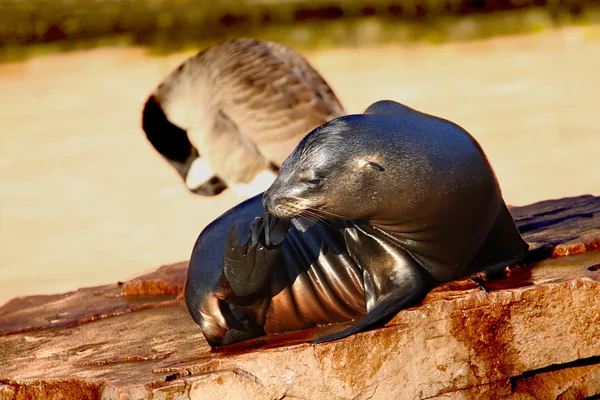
[186,197,367,345]
[185,101,528,346]
[142,39,344,197]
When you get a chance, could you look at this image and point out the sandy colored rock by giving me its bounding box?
[120,262,188,297]
[512,194,600,257]
[510,363,600,400]
[1,195,600,399]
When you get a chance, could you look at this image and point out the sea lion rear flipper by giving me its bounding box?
[223,216,290,298]
[263,214,291,247]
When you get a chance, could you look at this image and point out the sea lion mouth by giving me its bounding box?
[265,199,309,220]
[266,199,345,224]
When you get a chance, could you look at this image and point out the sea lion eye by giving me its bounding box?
[363,161,385,172]
[298,169,324,185]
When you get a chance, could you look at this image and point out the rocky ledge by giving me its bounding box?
[1,195,599,400]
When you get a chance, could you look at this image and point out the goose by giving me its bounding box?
[141,38,345,197]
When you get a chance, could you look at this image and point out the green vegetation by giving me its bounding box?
[0,0,598,61]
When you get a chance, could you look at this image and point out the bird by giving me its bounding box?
[141,38,345,197]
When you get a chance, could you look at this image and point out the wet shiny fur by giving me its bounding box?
[185,100,529,346]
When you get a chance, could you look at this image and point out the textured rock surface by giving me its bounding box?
[1,195,599,399]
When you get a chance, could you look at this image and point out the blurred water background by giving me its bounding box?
[0,0,599,305]
[1,0,599,60]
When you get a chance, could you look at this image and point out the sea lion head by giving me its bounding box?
[262,115,390,222]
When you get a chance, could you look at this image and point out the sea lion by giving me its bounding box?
[185,100,529,346]
[142,38,345,197]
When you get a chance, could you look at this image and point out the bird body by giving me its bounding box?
[142,39,345,197]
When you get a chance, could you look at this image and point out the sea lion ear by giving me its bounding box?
[362,161,385,172]
[364,100,415,116]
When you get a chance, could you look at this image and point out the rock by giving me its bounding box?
[512,194,600,257]
[120,262,187,297]
[511,362,600,400]
[1,195,599,399]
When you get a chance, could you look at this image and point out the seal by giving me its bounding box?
[141,38,345,197]
[185,100,529,346]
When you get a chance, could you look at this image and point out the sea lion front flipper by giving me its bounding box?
[223,216,289,298]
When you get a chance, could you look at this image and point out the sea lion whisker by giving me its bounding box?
[305,207,347,220]
[299,209,337,229]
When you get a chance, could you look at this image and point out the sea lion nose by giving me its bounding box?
[262,190,274,213]
[262,177,283,213]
